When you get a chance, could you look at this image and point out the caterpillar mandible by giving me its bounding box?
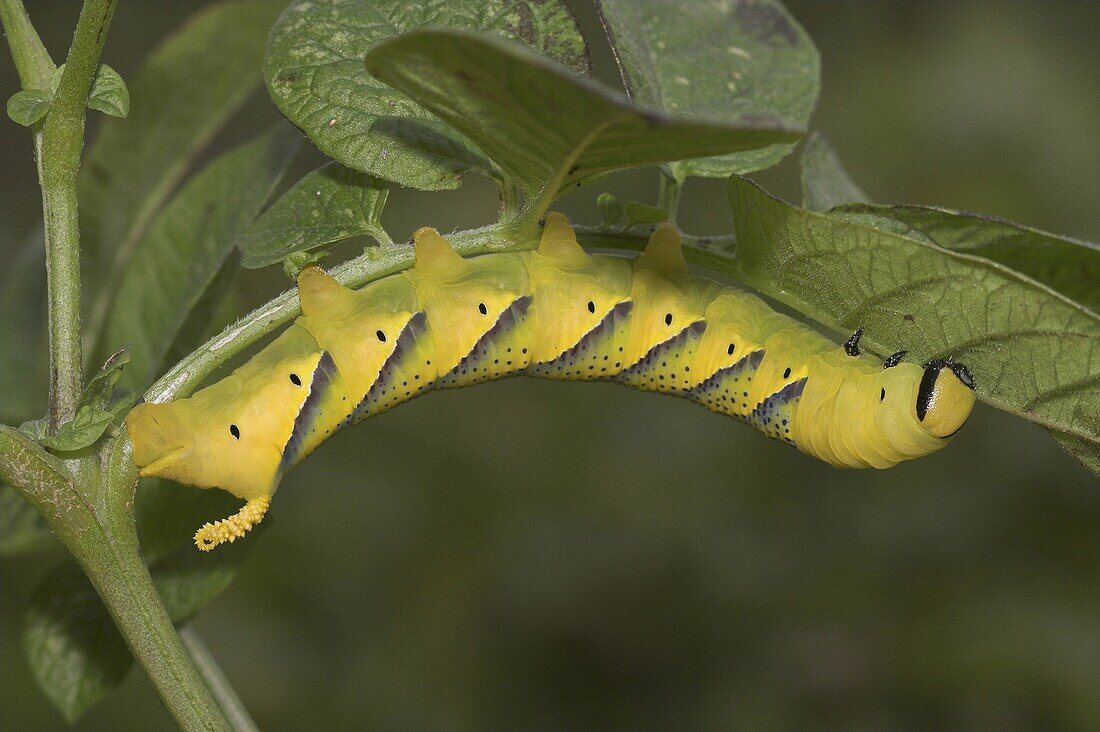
[126,215,976,551]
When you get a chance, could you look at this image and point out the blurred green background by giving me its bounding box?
[2,1,1099,729]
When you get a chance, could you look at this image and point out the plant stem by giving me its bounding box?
[657,169,682,224]
[35,0,117,431]
[180,625,260,732]
[0,0,54,89]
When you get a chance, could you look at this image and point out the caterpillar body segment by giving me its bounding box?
[126,215,976,550]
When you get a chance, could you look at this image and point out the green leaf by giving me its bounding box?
[24,563,134,723]
[365,29,803,202]
[265,0,589,191]
[0,485,55,556]
[595,0,819,180]
[24,538,253,722]
[836,204,1100,314]
[597,192,624,228]
[6,88,51,126]
[238,162,389,268]
[724,175,1100,475]
[282,250,331,280]
[100,124,301,394]
[35,406,116,452]
[81,0,289,347]
[799,131,868,212]
[624,201,668,228]
[86,64,130,118]
[82,348,131,412]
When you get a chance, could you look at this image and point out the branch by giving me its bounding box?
[180,625,259,732]
[36,0,118,431]
[0,0,54,89]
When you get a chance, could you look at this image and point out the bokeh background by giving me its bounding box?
[2,1,1099,729]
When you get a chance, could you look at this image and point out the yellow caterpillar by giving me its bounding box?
[126,215,976,550]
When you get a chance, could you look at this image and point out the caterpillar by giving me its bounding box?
[126,215,976,551]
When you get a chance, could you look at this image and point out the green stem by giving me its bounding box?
[0,0,54,89]
[35,0,117,431]
[180,625,260,732]
[657,169,682,224]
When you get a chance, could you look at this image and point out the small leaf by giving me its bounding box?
[86,64,129,118]
[800,131,868,212]
[725,175,1100,475]
[238,162,389,268]
[282,250,330,280]
[596,0,820,179]
[597,193,624,228]
[100,124,301,394]
[36,406,116,452]
[0,485,55,556]
[624,201,669,228]
[82,348,131,411]
[6,89,51,126]
[366,30,803,201]
[265,0,589,191]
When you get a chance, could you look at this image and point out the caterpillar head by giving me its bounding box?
[915,359,977,438]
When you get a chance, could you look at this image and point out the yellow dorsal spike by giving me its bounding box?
[297,265,355,318]
[412,227,467,274]
[193,496,271,551]
[638,223,688,275]
[536,212,589,266]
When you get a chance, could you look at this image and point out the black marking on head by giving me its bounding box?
[587,300,596,314]
[883,350,907,369]
[880,387,886,402]
[376,329,386,342]
[844,327,864,357]
[950,362,975,389]
[782,367,791,379]
[478,302,488,315]
[289,373,302,386]
[664,313,673,326]
[916,360,946,421]
[229,424,240,440]
[727,343,736,356]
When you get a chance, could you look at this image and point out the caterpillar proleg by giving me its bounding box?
[126,215,976,550]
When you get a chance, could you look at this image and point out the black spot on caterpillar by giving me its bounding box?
[126,215,977,550]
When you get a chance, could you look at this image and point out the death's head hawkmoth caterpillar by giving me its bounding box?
[126,215,976,550]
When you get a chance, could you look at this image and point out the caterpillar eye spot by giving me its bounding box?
[229,424,240,440]
[783,367,791,379]
[478,302,487,315]
[727,343,736,355]
[376,329,386,342]
[664,313,673,326]
[880,388,886,402]
[289,373,302,386]
[587,300,596,313]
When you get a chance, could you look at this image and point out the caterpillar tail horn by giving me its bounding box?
[194,496,271,552]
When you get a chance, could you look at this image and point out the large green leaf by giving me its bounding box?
[837,204,1100,314]
[0,485,55,556]
[238,162,389,268]
[265,0,588,191]
[99,125,301,394]
[365,29,803,201]
[81,0,289,351]
[798,132,1100,315]
[24,539,253,723]
[724,175,1100,475]
[596,0,819,180]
